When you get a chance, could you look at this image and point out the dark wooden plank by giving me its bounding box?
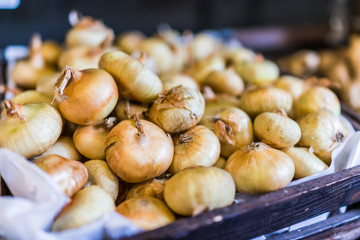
[119,165,360,240]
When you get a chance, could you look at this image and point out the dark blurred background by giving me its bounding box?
[0,0,358,53]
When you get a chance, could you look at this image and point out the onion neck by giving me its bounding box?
[178,132,196,145]
[214,119,235,145]
[4,100,26,121]
[54,66,82,102]
[137,52,147,65]
[132,114,148,145]
[274,109,288,117]
[29,33,45,68]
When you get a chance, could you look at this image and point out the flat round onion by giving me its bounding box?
[254,110,301,149]
[236,60,279,86]
[170,125,220,174]
[214,157,227,169]
[39,136,81,161]
[191,33,220,61]
[36,72,61,97]
[239,87,293,118]
[84,160,119,201]
[186,56,225,85]
[297,109,351,165]
[164,166,235,216]
[148,86,205,134]
[204,68,244,96]
[295,86,340,119]
[54,66,118,125]
[0,101,62,158]
[116,196,175,230]
[116,31,145,54]
[225,142,295,194]
[58,46,103,70]
[105,117,174,183]
[11,90,55,106]
[274,75,304,101]
[160,73,200,91]
[40,40,62,66]
[226,47,256,65]
[126,174,171,200]
[35,154,88,196]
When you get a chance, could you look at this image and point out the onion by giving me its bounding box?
[36,72,61,97]
[213,107,254,157]
[54,66,118,125]
[186,56,225,85]
[214,157,226,169]
[204,67,244,96]
[13,33,55,89]
[274,75,304,101]
[105,116,174,183]
[226,48,256,65]
[40,40,62,66]
[38,136,81,161]
[297,109,351,165]
[239,87,293,118]
[11,90,54,106]
[58,46,103,70]
[84,160,119,201]
[341,80,360,112]
[170,125,220,174]
[277,50,320,77]
[0,101,62,158]
[99,50,163,103]
[254,110,301,149]
[282,147,328,179]
[294,86,340,119]
[73,117,117,160]
[164,166,235,216]
[191,33,220,61]
[34,154,88,196]
[115,100,148,121]
[116,196,175,230]
[160,73,199,91]
[51,186,115,231]
[236,60,279,86]
[126,173,171,200]
[148,86,205,134]
[116,31,145,54]
[225,142,295,193]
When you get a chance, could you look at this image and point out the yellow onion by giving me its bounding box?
[282,147,328,179]
[274,75,304,101]
[277,50,320,77]
[126,173,171,200]
[13,34,55,89]
[170,125,220,174]
[51,186,115,231]
[164,166,235,216]
[148,86,205,134]
[191,33,220,61]
[115,100,148,121]
[105,117,174,183]
[84,160,119,201]
[160,73,200,91]
[35,154,88,196]
[254,110,301,149]
[73,117,117,160]
[295,86,340,119]
[65,12,114,48]
[204,67,244,96]
[36,72,61,97]
[213,107,253,157]
[214,157,226,169]
[54,66,118,125]
[40,40,62,66]
[0,101,62,158]
[39,136,81,161]
[225,142,295,193]
[58,46,104,70]
[226,47,256,65]
[236,60,279,86]
[297,109,351,165]
[116,196,175,230]
[186,56,225,85]
[341,80,360,112]
[99,50,163,103]
[239,87,293,118]
[116,31,145,54]
[11,90,54,106]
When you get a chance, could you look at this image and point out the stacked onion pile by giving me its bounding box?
[0,12,352,232]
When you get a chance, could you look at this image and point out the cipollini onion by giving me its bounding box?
[116,31,145,54]
[164,166,235,216]
[160,73,200,92]
[115,100,148,121]
[51,186,115,231]
[204,67,244,96]
[116,196,175,230]
[191,33,220,61]
[36,72,61,97]
[236,59,279,86]
[225,142,295,194]
[99,50,163,103]
[282,147,328,179]
[226,47,256,65]
[54,66,118,125]
[213,107,253,157]
[0,101,62,158]
[58,46,104,70]
[341,80,360,112]
[170,125,220,174]
[239,87,293,118]
[11,90,55,106]
[105,116,174,183]
[274,75,304,101]
[186,55,225,85]
[73,117,118,160]
[148,86,205,134]
[254,109,301,149]
[39,136,82,162]
[214,157,227,169]
[40,40,62,66]
[84,160,119,201]
[297,108,351,165]
[294,86,340,119]
[34,154,88,196]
